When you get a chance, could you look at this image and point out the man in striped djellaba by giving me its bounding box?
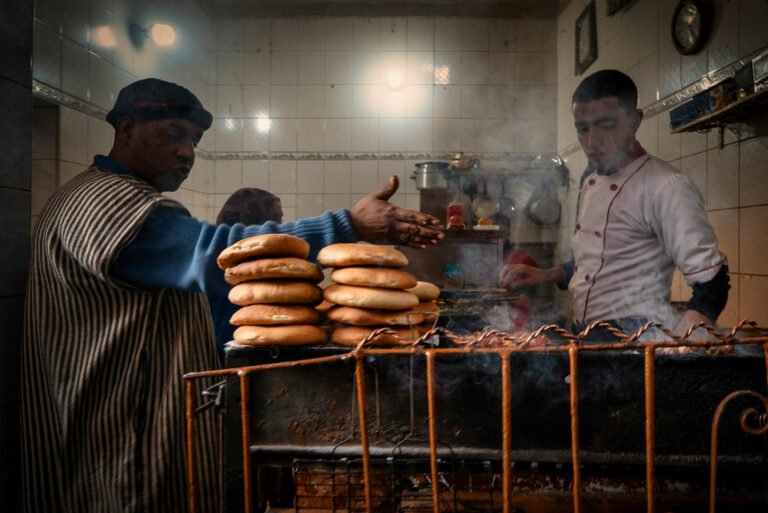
[22,78,443,513]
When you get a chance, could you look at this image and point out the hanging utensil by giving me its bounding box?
[527,181,561,225]
[471,178,499,222]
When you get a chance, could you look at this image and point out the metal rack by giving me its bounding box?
[184,321,768,513]
[670,87,768,134]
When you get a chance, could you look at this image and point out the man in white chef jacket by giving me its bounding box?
[500,69,729,339]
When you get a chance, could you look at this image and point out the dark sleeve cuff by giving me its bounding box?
[556,260,575,290]
[686,264,730,323]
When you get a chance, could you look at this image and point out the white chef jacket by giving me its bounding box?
[570,154,726,327]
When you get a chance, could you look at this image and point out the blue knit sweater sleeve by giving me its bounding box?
[111,204,357,348]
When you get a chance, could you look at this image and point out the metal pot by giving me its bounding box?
[411,161,450,190]
[528,194,561,225]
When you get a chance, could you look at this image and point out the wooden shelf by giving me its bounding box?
[442,228,506,240]
[671,87,768,133]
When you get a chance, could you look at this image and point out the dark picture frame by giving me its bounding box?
[575,1,598,76]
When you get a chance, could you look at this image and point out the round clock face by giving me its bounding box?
[672,0,711,55]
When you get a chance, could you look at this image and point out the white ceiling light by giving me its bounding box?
[256,115,272,134]
[150,23,176,46]
[93,26,117,48]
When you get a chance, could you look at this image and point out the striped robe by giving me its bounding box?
[22,168,221,513]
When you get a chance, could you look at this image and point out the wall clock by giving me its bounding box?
[671,0,713,55]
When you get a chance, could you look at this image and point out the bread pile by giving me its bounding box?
[317,243,440,346]
[403,281,441,334]
[217,234,326,346]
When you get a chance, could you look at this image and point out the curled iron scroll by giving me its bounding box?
[709,390,768,513]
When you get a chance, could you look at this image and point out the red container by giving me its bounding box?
[446,202,464,229]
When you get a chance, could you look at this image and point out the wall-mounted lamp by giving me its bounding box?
[255,115,272,134]
[93,26,117,48]
[129,22,177,49]
[151,24,176,46]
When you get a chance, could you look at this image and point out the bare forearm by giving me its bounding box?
[545,266,567,284]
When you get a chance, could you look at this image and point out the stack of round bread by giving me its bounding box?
[317,243,439,347]
[403,280,441,335]
[217,234,327,346]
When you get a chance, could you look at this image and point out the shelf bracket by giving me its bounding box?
[718,125,724,149]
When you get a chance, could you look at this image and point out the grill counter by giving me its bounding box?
[185,322,768,513]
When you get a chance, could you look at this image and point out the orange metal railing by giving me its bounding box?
[184,320,768,513]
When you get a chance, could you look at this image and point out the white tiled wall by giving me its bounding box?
[556,0,768,326]
[206,16,558,223]
[33,9,558,228]
[31,104,58,226]
[32,0,216,220]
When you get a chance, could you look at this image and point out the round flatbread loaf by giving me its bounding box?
[225,258,323,285]
[331,325,417,347]
[317,243,408,268]
[326,305,425,326]
[405,281,441,301]
[233,325,327,346]
[330,267,417,290]
[413,300,440,325]
[230,305,321,326]
[217,234,310,269]
[323,284,419,311]
[229,281,323,306]
[414,300,440,314]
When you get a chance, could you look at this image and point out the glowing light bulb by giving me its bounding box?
[256,115,272,134]
[225,118,235,131]
[150,23,176,46]
[93,26,117,48]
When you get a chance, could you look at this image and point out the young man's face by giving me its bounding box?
[125,118,204,192]
[573,96,642,174]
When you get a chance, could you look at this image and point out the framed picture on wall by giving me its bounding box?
[575,1,598,76]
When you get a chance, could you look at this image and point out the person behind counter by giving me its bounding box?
[499,69,729,340]
[217,187,283,225]
[213,188,284,349]
[21,77,444,513]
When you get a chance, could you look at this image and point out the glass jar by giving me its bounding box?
[442,263,465,290]
[446,201,465,229]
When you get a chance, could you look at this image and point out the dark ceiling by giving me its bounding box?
[195,0,571,19]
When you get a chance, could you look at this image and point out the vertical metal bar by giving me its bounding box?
[709,395,727,513]
[644,346,657,513]
[568,345,582,513]
[186,380,198,513]
[355,355,373,513]
[501,352,512,513]
[239,373,253,513]
[426,352,441,513]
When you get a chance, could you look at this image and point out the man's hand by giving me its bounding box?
[349,175,444,249]
[672,309,712,338]
[499,264,562,289]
